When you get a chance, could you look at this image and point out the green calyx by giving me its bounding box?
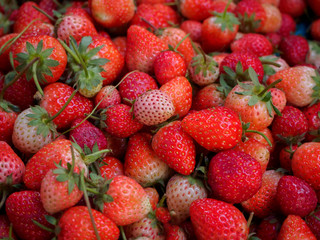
[191,50,218,78]
[238,12,261,33]
[220,61,254,87]
[212,0,240,31]
[235,67,282,117]
[259,55,280,83]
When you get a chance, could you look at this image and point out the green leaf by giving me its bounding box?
[26,41,36,55]
[88,58,109,66]
[36,40,43,53]
[68,178,75,195]
[45,215,57,226]
[248,67,260,85]
[56,174,69,182]
[78,36,92,54]
[248,95,259,106]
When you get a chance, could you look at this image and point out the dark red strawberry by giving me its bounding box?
[0,215,17,240]
[279,35,309,66]
[256,216,281,240]
[277,13,296,37]
[303,102,320,141]
[305,207,320,239]
[279,0,306,17]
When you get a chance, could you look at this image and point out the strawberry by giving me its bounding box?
[179,0,214,21]
[181,106,242,152]
[0,105,17,144]
[0,33,18,72]
[144,187,159,211]
[119,71,158,104]
[246,127,274,153]
[5,191,54,240]
[58,206,119,240]
[191,83,225,110]
[155,207,171,224]
[230,33,273,57]
[180,20,202,43]
[279,0,306,17]
[241,170,283,218]
[292,142,320,191]
[276,175,317,217]
[234,138,270,173]
[100,156,124,180]
[266,66,317,107]
[112,36,127,57]
[152,120,196,175]
[305,207,320,239]
[130,3,180,30]
[12,107,55,154]
[154,50,187,86]
[126,25,167,73]
[208,149,262,203]
[278,215,316,240]
[188,53,220,86]
[256,216,281,240]
[201,7,240,53]
[164,223,187,240]
[103,175,152,226]
[89,0,134,28]
[69,118,108,151]
[158,27,194,66]
[133,90,175,126]
[39,0,57,18]
[279,145,298,171]
[23,139,87,190]
[277,13,296,37]
[104,133,128,159]
[303,102,320,141]
[166,174,207,224]
[40,82,94,130]
[124,216,165,240]
[259,3,282,33]
[103,103,143,138]
[272,106,308,143]
[0,141,25,186]
[160,76,192,117]
[279,35,309,66]
[95,85,121,110]
[0,215,17,240]
[40,167,83,214]
[190,198,249,240]
[124,133,171,187]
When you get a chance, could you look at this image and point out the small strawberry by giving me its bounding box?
[164,223,187,240]
[241,170,283,218]
[133,90,175,126]
[191,83,225,110]
[103,175,152,226]
[102,103,144,138]
[278,215,316,240]
[276,175,317,217]
[279,145,298,171]
[292,142,320,191]
[124,133,171,187]
[190,198,249,240]
[181,106,242,152]
[279,35,309,66]
[152,121,196,175]
[89,0,135,28]
[5,191,54,240]
[59,208,120,240]
[0,105,17,144]
[100,156,124,180]
[166,174,207,224]
[95,85,121,110]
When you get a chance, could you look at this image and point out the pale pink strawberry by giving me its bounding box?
[133,90,175,126]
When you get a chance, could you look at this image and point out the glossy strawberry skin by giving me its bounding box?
[100,156,124,180]
[303,102,320,141]
[0,108,17,144]
[192,83,225,110]
[40,82,94,130]
[305,208,320,239]
[279,35,309,66]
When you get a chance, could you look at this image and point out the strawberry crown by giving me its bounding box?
[238,12,261,33]
[212,0,240,32]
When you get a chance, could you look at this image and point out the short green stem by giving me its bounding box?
[120,226,127,240]
[70,39,89,78]
[259,78,282,96]
[86,188,100,195]
[32,63,44,96]
[32,5,56,22]
[58,39,81,65]
[174,33,190,52]
[32,219,55,233]
[246,130,272,147]
[260,59,281,68]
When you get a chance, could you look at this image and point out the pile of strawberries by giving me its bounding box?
[1,0,320,239]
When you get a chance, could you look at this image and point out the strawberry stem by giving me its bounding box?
[69,39,89,78]
[31,219,55,233]
[140,17,158,33]
[0,189,7,209]
[58,39,81,65]
[120,226,127,240]
[260,59,281,68]
[247,212,254,228]
[32,63,44,96]
[80,170,101,240]
[190,40,201,54]
[174,33,190,52]
[245,130,272,147]
[32,5,56,22]
[258,78,282,97]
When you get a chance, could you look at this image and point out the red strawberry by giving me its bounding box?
[181,107,242,152]
[40,82,94,130]
[89,0,135,28]
[191,83,225,110]
[130,3,179,30]
[69,118,108,151]
[126,25,167,73]
[100,156,124,180]
[276,175,317,217]
[246,127,274,153]
[256,216,281,240]
[144,187,159,211]
[279,35,309,66]
[179,0,214,21]
[133,90,175,126]
[0,33,18,72]
[0,141,25,186]
[152,121,196,175]
[292,142,320,191]
[160,76,192,117]
[266,66,317,107]
[154,51,187,86]
[241,170,283,218]
[39,0,57,17]
[0,107,17,144]
[279,145,298,171]
[278,215,316,240]
[208,149,262,203]
[279,0,306,17]
[103,175,151,226]
[118,71,158,104]
[5,191,54,240]
[180,20,202,43]
[277,13,296,37]
[103,103,143,138]
[164,223,187,240]
[166,174,207,224]
[58,206,119,240]
[305,207,320,239]
[303,102,320,141]
[155,206,171,224]
[0,215,17,240]
[95,85,121,110]
[231,33,273,57]
[190,198,249,240]
[124,133,171,187]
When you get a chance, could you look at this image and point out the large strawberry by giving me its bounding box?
[58,206,120,240]
[208,149,262,203]
[5,191,54,240]
[190,198,249,240]
[151,121,196,175]
[181,106,242,152]
[124,133,171,187]
[89,0,135,28]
